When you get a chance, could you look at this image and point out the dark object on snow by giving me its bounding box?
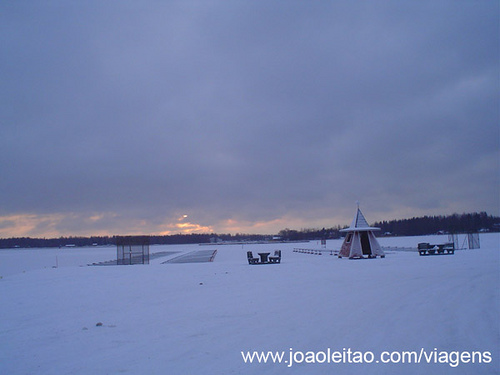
[418,242,454,256]
[247,250,281,265]
[269,250,281,263]
[258,252,270,263]
[247,251,259,264]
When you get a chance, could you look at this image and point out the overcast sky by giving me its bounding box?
[1,1,498,238]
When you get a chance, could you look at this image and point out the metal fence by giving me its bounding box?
[116,236,150,265]
[467,233,480,249]
[448,233,480,250]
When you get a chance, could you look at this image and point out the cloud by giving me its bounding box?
[0,1,498,237]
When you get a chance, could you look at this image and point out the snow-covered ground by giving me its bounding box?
[0,234,498,374]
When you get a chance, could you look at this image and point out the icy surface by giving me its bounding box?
[0,234,498,374]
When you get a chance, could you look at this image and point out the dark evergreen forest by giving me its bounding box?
[373,212,498,237]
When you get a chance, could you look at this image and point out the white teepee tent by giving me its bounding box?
[338,207,385,259]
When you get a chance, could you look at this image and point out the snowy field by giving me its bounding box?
[0,234,498,374]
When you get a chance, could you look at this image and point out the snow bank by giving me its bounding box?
[0,234,498,374]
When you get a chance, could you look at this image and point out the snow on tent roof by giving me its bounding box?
[340,208,381,232]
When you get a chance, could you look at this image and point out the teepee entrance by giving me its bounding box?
[360,232,371,255]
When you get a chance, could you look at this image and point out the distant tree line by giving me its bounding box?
[150,233,269,244]
[0,212,497,249]
[0,233,270,249]
[372,212,499,236]
[277,227,343,242]
[0,236,116,249]
[276,212,499,241]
